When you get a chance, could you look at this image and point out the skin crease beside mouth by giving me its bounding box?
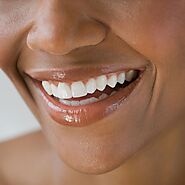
[0,0,185,185]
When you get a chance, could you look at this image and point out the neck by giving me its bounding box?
[50,122,185,185]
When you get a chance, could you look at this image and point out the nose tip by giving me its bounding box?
[27,15,107,55]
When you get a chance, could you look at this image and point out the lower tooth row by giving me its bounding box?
[59,92,116,106]
[59,97,98,106]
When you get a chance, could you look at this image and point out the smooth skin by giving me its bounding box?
[0,0,185,185]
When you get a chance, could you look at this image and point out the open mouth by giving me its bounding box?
[30,67,145,127]
[41,70,140,106]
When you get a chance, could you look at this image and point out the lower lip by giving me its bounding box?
[33,72,145,127]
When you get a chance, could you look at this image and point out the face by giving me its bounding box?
[0,0,185,174]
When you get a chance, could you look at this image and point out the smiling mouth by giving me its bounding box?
[30,66,145,127]
[41,69,139,106]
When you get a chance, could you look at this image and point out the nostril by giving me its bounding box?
[26,27,37,51]
[26,27,65,54]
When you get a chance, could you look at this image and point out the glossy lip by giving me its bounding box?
[27,64,146,83]
[30,68,146,127]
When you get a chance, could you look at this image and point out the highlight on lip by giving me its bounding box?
[41,70,138,107]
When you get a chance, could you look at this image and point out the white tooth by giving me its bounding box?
[118,72,125,84]
[80,99,91,106]
[110,91,117,96]
[107,74,117,88]
[51,84,59,97]
[71,81,87,98]
[126,70,137,82]
[86,78,96,94]
[89,97,99,104]
[98,93,108,100]
[57,82,72,99]
[96,75,107,91]
[42,81,52,95]
[71,101,80,106]
[59,99,71,106]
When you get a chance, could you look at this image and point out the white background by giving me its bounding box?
[0,70,40,142]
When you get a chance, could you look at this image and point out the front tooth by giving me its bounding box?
[110,91,117,96]
[57,83,72,99]
[89,97,99,103]
[86,78,96,94]
[98,93,108,100]
[107,74,117,88]
[59,99,71,106]
[126,70,137,82]
[80,99,91,106]
[96,75,107,91]
[42,81,52,95]
[71,81,87,98]
[51,84,59,97]
[118,72,125,84]
[71,100,80,106]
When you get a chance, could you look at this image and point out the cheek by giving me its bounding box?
[109,0,185,66]
[110,1,185,128]
[0,1,36,69]
[0,40,18,70]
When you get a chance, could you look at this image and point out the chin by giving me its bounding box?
[55,140,134,175]
[41,117,155,176]
[63,156,125,175]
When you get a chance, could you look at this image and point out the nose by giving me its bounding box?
[27,1,107,55]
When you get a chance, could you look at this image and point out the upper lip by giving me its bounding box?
[25,63,146,83]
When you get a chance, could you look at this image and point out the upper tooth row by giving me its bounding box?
[41,70,137,99]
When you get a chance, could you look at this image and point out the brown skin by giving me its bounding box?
[0,0,185,184]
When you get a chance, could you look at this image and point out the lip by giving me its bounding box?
[27,64,146,83]
[29,67,146,127]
